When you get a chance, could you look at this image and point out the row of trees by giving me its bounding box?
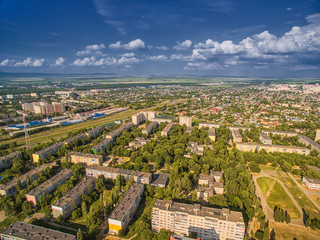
[273,206,291,223]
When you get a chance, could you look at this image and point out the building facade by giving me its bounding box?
[161,122,176,136]
[260,132,272,145]
[86,165,152,184]
[132,111,156,125]
[26,169,73,206]
[69,151,103,166]
[152,200,245,240]
[231,129,242,143]
[52,177,95,218]
[179,116,192,128]
[142,121,158,136]
[302,176,320,190]
[0,152,20,170]
[108,183,144,234]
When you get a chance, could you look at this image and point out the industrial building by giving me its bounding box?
[236,142,310,155]
[0,162,56,196]
[0,151,20,170]
[52,177,95,218]
[1,221,76,240]
[69,151,103,166]
[152,200,245,240]
[142,121,158,136]
[179,116,192,128]
[161,122,176,136]
[108,183,144,234]
[26,169,73,206]
[86,165,152,184]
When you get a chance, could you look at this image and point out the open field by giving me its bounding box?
[267,181,301,219]
[257,177,274,195]
[270,222,320,240]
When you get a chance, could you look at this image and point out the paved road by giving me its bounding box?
[288,172,320,212]
[253,171,304,225]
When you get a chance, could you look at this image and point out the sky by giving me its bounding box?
[0,0,320,77]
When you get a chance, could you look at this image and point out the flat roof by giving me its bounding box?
[52,177,95,208]
[151,173,169,186]
[26,169,72,197]
[108,183,144,221]
[237,142,309,150]
[153,200,244,223]
[143,121,158,132]
[0,151,20,161]
[70,151,103,159]
[1,221,76,240]
[87,165,152,179]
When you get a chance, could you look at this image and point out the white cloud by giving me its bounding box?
[55,57,66,66]
[148,55,168,61]
[72,56,116,67]
[286,7,292,11]
[109,39,146,50]
[173,40,192,50]
[118,56,139,64]
[0,58,45,67]
[121,53,135,57]
[156,46,169,50]
[77,43,106,56]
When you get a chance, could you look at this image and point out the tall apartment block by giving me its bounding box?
[0,151,20,170]
[108,183,144,234]
[132,111,156,125]
[179,116,192,128]
[86,165,152,184]
[52,177,95,218]
[1,222,76,240]
[69,151,103,166]
[152,200,245,240]
[22,102,65,114]
[26,169,73,206]
[0,162,56,196]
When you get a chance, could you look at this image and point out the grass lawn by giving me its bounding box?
[257,177,274,195]
[282,177,319,213]
[259,165,277,171]
[311,194,320,207]
[267,181,301,219]
[270,222,320,240]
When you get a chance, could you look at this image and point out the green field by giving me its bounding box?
[257,177,274,195]
[267,181,301,219]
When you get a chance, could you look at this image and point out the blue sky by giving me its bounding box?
[0,0,319,77]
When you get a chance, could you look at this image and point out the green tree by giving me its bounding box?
[77,228,85,240]
[95,176,106,193]
[285,210,291,224]
[22,201,33,215]
[82,201,88,217]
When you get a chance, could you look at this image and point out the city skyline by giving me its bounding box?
[0,0,320,77]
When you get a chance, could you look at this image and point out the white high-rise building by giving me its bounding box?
[179,116,192,128]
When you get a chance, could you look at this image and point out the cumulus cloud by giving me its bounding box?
[55,57,66,66]
[0,58,45,67]
[148,55,168,61]
[173,40,192,50]
[118,56,139,64]
[109,39,146,50]
[156,46,169,50]
[72,56,117,67]
[77,44,106,56]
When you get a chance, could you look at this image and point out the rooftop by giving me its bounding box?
[26,169,72,197]
[52,177,95,208]
[70,151,103,159]
[151,173,169,187]
[87,165,152,179]
[108,183,144,221]
[0,151,20,161]
[153,200,244,223]
[1,221,76,240]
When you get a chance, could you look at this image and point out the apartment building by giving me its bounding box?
[302,176,320,190]
[298,135,320,153]
[262,130,298,137]
[86,165,152,184]
[0,162,56,196]
[26,169,73,206]
[197,171,224,201]
[91,137,113,154]
[208,128,216,141]
[132,111,156,125]
[231,129,242,143]
[32,142,64,163]
[151,173,169,188]
[161,122,176,136]
[185,142,206,157]
[52,177,95,218]
[152,200,245,240]
[127,137,150,150]
[0,151,20,170]
[108,183,144,234]
[69,151,103,166]
[179,116,192,128]
[260,132,272,145]
[199,123,221,129]
[105,122,133,140]
[22,102,65,114]
[142,121,158,136]
[1,222,76,240]
[236,142,310,155]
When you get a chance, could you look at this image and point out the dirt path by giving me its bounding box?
[288,172,320,212]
